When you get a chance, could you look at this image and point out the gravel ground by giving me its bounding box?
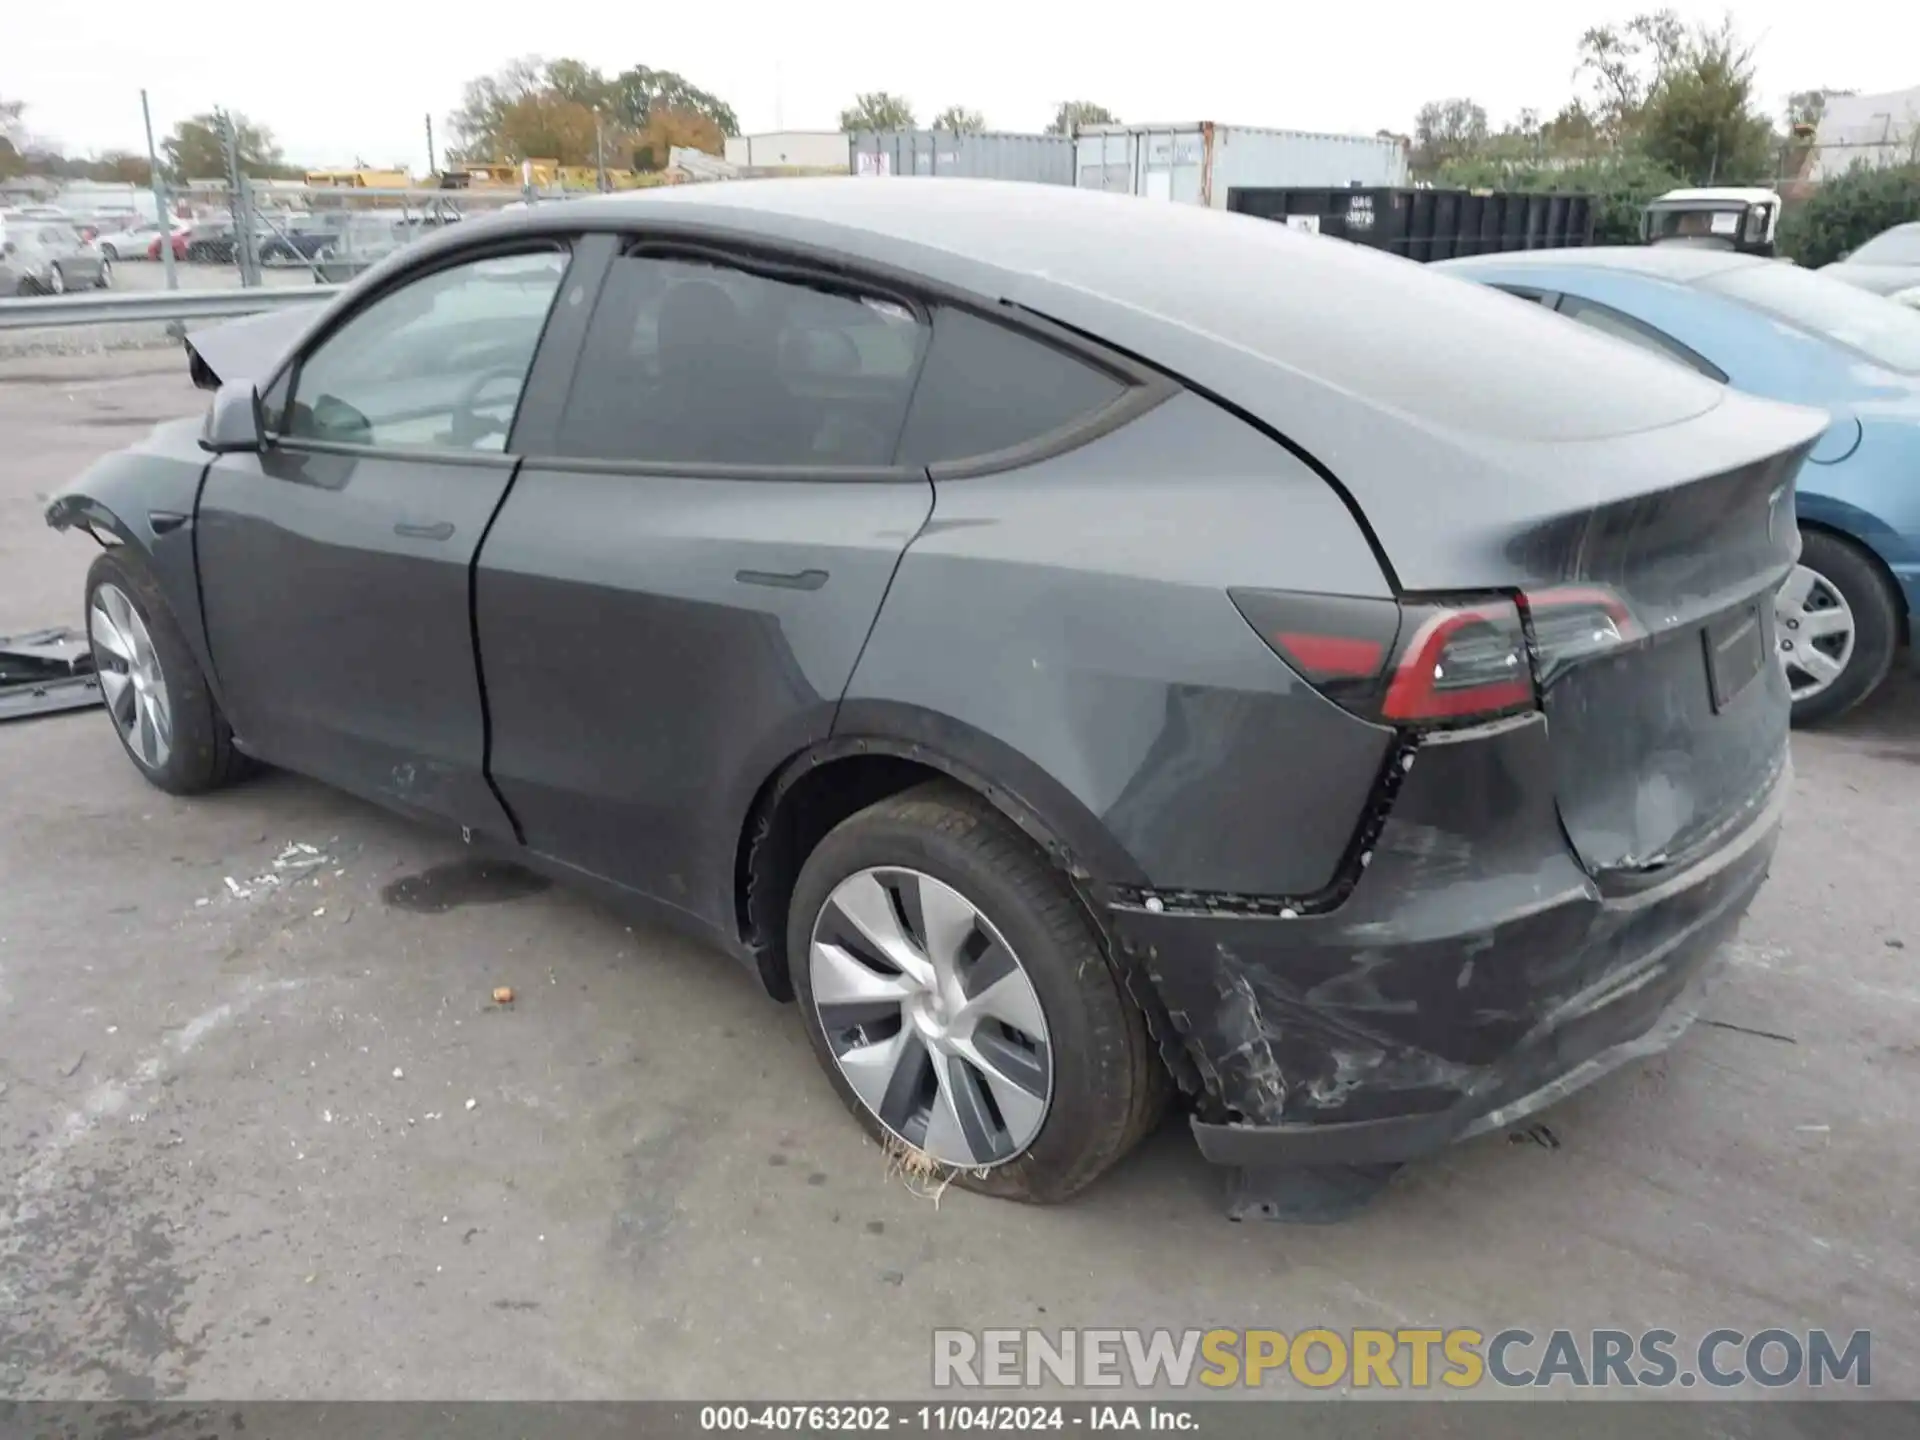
[2,350,1917,1403]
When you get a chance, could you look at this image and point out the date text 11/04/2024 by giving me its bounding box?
[700,1407,1189,1431]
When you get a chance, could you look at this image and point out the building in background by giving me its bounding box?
[1810,86,1920,181]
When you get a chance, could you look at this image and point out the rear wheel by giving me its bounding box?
[86,549,251,795]
[789,782,1167,1203]
[47,264,66,295]
[1778,529,1901,726]
[101,243,120,262]
[95,256,113,289]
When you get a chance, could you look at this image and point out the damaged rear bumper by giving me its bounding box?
[1106,712,1786,1170]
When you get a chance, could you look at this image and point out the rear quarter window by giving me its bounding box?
[896,307,1128,466]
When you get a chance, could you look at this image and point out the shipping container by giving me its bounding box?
[1227,186,1596,260]
[724,132,852,171]
[847,130,1075,185]
[1074,123,1408,208]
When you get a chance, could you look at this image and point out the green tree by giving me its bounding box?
[933,106,986,134]
[1412,97,1490,175]
[545,58,616,112]
[1047,101,1116,135]
[1574,9,1686,143]
[1779,162,1920,267]
[608,65,739,138]
[840,92,916,132]
[448,57,738,163]
[447,57,559,162]
[163,110,284,181]
[1636,20,1773,184]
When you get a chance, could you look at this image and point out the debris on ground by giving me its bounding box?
[273,842,329,874]
[0,627,101,722]
[492,986,515,1006]
[391,1067,404,1080]
[882,1135,958,1205]
[464,1098,477,1111]
[61,1052,86,1078]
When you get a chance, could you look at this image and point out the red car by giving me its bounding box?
[147,230,191,261]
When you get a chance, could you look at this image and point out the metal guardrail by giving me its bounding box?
[0,286,343,332]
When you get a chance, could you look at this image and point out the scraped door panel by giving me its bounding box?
[475,469,932,927]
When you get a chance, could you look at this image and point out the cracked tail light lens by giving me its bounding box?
[1232,584,1641,727]
[1522,585,1646,683]
[1381,599,1532,721]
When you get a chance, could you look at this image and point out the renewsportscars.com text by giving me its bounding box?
[932,1327,1872,1391]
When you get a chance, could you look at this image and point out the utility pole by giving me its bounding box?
[425,114,436,177]
[595,116,608,193]
[140,89,178,291]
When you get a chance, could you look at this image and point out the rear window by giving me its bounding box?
[1699,262,1920,373]
[1850,226,1920,266]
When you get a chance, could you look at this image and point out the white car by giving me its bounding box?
[93,219,186,262]
[1892,285,1920,312]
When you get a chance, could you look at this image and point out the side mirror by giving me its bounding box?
[201,381,265,454]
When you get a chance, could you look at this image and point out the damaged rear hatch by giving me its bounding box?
[1334,332,1826,887]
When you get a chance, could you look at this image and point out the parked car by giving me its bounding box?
[1819,221,1920,297]
[147,228,192,262]
[2,222,112,294]
[1438,246,1920,724]
[97,219,184,261]
[47,183,1826,1209]
[258,225,337,264]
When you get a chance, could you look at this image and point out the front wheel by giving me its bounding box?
[789,782,1167,1204]
[95,256,113,289]
[1778,529,1902,726]
[85,550,252,795]
[101,243,120,262]
[47,264,66,295]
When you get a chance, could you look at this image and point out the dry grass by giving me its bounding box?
[882,1134,961,1205]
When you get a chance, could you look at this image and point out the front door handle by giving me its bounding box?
[394,520,455,542]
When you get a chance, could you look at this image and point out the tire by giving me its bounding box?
[95,256,113,289]
[101,243,120,262]
[1779,529,1902,727]
[789,781,1168,1204]
[48,264,66,295]
[85,549,253,796]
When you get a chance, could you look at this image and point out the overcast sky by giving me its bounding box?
[10,1,1918,169]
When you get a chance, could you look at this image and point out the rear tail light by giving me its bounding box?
[1520,585,1646,684]
[1230,584,1641,727]
[1382,601,1532,721]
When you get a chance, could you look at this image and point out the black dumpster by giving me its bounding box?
[1227,187,1596,261]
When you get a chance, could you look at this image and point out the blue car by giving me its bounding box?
[1438,247,1920,724]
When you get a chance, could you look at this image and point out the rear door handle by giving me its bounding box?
[394,520,455,541]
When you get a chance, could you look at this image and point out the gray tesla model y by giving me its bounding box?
[47,180,1826,1209]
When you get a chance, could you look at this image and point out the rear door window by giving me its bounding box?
[896,307,1128,466]
[556,251,926,469]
